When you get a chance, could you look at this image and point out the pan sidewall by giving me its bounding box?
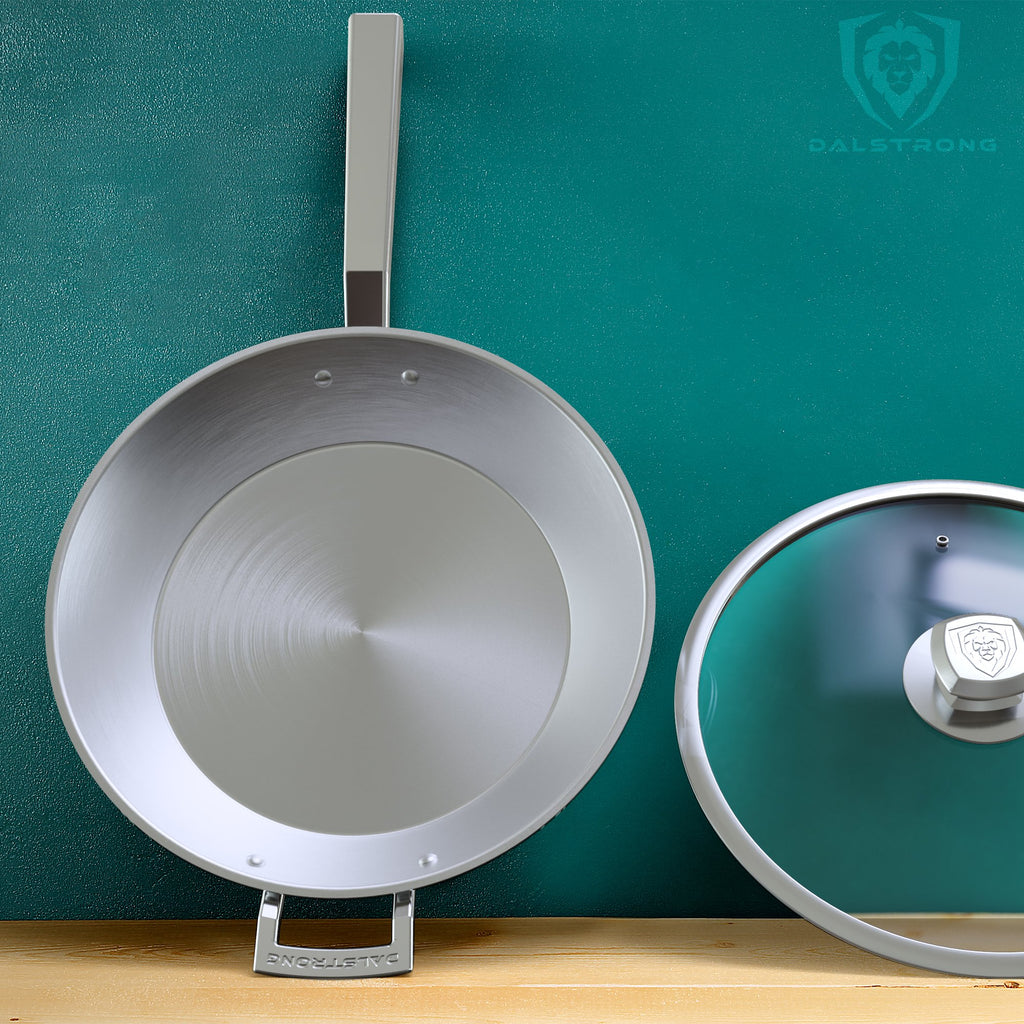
[48,326,654,898]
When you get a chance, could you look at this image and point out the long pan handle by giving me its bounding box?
[344,12,403,328]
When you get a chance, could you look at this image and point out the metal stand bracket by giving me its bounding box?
[253,889,415,978]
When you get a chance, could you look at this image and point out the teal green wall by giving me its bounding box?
[2,1,1022,919]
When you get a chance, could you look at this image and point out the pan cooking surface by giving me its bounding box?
[49,328,652,892]
[153,442,570,835]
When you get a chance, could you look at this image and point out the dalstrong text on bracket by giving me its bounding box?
[264,952,402,970]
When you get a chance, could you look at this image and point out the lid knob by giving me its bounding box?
[931,614,1024,711]
[903,614,1024,743]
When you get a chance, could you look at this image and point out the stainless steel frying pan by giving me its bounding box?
[46,14,654,977]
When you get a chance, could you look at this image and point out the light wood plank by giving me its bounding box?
[3,918,1023,1024]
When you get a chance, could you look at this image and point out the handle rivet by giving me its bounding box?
[936,535,950,551]
[313,370,333,388]
[401,369,419,385]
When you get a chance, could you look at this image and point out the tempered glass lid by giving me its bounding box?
[676,481,1024,977]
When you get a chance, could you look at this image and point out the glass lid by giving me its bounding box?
[676,481,1024,977]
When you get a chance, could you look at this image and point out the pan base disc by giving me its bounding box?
[153,442,570,836]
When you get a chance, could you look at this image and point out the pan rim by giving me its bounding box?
[47,324,655,898]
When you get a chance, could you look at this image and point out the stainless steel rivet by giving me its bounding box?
[314,370,333,388]
[401,369,419,385]
[418,853,438,868]
[247,855,265,868]
[936,535,949,551]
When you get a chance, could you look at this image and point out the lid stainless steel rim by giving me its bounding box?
[676,479,1024,978]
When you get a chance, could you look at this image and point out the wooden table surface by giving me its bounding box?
[4,917,1023,1024]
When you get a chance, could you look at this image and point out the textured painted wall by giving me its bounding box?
[2,0,1022,920]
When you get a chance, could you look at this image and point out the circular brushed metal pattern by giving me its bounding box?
[153,442,569,835]
[48,327,654,897]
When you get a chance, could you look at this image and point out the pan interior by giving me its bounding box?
[153,442,570,836]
